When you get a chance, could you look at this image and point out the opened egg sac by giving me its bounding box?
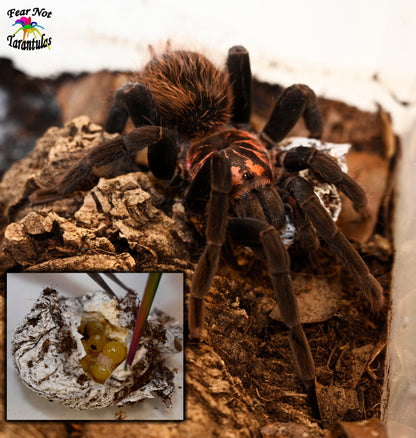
[12,287,182,410]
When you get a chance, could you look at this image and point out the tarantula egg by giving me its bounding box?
[77,318,127,383]
[12,287,182,410]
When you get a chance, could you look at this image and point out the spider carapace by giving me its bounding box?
[30,45,384,391]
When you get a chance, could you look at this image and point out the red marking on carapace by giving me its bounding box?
[187,129,273,199]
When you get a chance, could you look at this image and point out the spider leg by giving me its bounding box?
[185,159,211,214]
[188,151,232,339]
[280,145,367,211]
[228,217,315,390]
[12,27,24,37]
[29,126,177,204]
[104,83,158,134]
[260,84,323,145]
[233,186,286,230]
[226,45,251,124]
[286,175,384,311]
[284,193,319,252]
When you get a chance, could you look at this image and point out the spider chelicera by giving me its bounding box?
[30,45,384,390]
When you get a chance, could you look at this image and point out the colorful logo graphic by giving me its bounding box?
[12,16,50,49]
[6,8,52,51]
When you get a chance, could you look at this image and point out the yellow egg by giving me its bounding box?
[85,320,105,337]
[102,341,127,365]
[79,355,90,372]
[87,333,107,352]
[91,362,112,381]
[81,338,89,353]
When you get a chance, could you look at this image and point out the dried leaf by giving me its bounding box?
[315,381,360,427]
[334,418,388,438]
[270,273,342,324]
[337,150,389,244]
[341,344,374,388]
[377,105,397,160]
[261,421,331,438]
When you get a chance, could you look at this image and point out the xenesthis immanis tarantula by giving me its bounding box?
[30,45,384,390]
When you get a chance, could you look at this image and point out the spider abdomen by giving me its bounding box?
[136,51,233,137]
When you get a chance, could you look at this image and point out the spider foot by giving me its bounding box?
[289,325,315,391]
[281,146,367,211]
[29,186,63,205]
[261,84,323,145]
[105,82,158,133]
[188,296,205,340]
[361,274,384,313]
[227,45,251,124]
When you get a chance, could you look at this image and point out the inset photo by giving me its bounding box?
[6,272,184,421]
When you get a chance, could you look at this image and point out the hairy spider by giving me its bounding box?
[30,45,384,390]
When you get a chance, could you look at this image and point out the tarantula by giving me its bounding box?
[30,45,384,390]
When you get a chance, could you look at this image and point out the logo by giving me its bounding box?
[7,8,52,50]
